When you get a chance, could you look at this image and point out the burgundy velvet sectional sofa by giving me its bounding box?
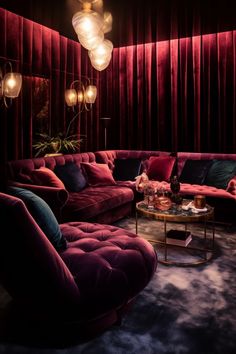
[7,150,236,223]
[7,150,169,224]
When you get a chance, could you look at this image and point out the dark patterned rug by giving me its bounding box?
[0,217,236,354]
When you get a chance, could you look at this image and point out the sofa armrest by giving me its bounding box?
[8,181,69,210]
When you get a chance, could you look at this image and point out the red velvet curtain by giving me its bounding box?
[1,6,236,174]
[99,31,236,153]
[0,7,101,166]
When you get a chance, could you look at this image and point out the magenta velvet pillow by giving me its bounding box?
[147,156,176,181]
[31,167,65,189]
[81,163,116,186]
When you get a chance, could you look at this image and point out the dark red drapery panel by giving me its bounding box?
[1,5,236,177]
[99,30,236,153]
[0,7,102,165]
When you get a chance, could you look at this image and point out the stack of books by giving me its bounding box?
[166,229,192,247]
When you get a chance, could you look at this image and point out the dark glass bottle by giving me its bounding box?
[170,175,180,194]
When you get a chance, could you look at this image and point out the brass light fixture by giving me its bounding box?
[72,0,113,71]
[65,77,97,137]
[0,62,22,108]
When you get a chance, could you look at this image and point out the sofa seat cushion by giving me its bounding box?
[62,186,134,221]
[60,222,157,316]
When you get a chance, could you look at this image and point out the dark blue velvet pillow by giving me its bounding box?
[7,187,67,251]
[204,160,236,189]
[179,160,213,185]
[54,163,87,192]
[113,158,142,181]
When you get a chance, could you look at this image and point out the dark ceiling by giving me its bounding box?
[1,0,236,47]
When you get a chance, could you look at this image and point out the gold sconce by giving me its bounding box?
[65,77,97,137]
[0,62,22,108]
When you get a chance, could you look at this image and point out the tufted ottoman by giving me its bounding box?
[60,222,158,320]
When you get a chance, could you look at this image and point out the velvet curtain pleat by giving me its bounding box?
[100,30,236,153]
[0,7,97,164]
[1,6,236,174]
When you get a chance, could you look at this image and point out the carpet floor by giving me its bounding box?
[0,217,236,354]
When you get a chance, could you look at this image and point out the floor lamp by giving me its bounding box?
[100,117,111,149]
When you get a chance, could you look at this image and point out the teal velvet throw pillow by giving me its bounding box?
[204,160,236,189]
[7,187,67,251]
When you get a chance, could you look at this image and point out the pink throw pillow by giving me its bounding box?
[147,156,176,181]
[31,167,65,189]
[81,163,116,186]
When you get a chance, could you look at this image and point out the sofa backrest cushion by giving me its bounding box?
[94,150,170,172]
[147,156,176,181]
[113,158,142,181]
[54,163,87,192]
[81,162,117,186]
[7,152,96,182]
[204,160,236,189]
[7,187,67,251]
[31,166,65,189]
[179,159,213,184]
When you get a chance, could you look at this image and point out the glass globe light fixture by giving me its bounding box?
[88,39,113,71]
[78,29,104,50]
[84,85,97,104]
[89,39,113,58]
[102,12,113,33]
[72,8,104,43]
[90,54,111,71]
[3,72,22,98]
[65,89,78,106]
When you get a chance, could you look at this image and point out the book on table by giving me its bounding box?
[166,229,192,247]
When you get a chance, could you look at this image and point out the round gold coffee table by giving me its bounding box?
[136,201,215,266]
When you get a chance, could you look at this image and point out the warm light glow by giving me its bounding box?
[90,55,111,71]
[102,12,113,34]
[65,89,77,106]
[71,0,113,71]
[65,79,97,108]
[84,85,97,103]
[3,72,22,98]
[78,30,104,50]
[77,90,84,103]
[72,10,103,40]
[88,39,113,71]
[89,39,113,57]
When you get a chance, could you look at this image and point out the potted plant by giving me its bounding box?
[33,133,82,157]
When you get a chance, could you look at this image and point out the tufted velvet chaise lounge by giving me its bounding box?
[0,192,157,340]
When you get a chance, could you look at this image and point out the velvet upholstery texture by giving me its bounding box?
[31,166,65,189]
[0,193,80,312]
[0,192,157,336]
[7,150,236,224]
[61,186,134,222]
[81,163,117,186]
[147,156,176,181]
[60,221,157,318]
[54,163,87,192]
[179,159,213,184]
[204,160,236,190]
[7,187,67,251]
[113,158,142,181]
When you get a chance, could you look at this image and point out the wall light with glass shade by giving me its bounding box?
[72,0,113,71]
[65,77,97,137]
[0,62,22,108]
